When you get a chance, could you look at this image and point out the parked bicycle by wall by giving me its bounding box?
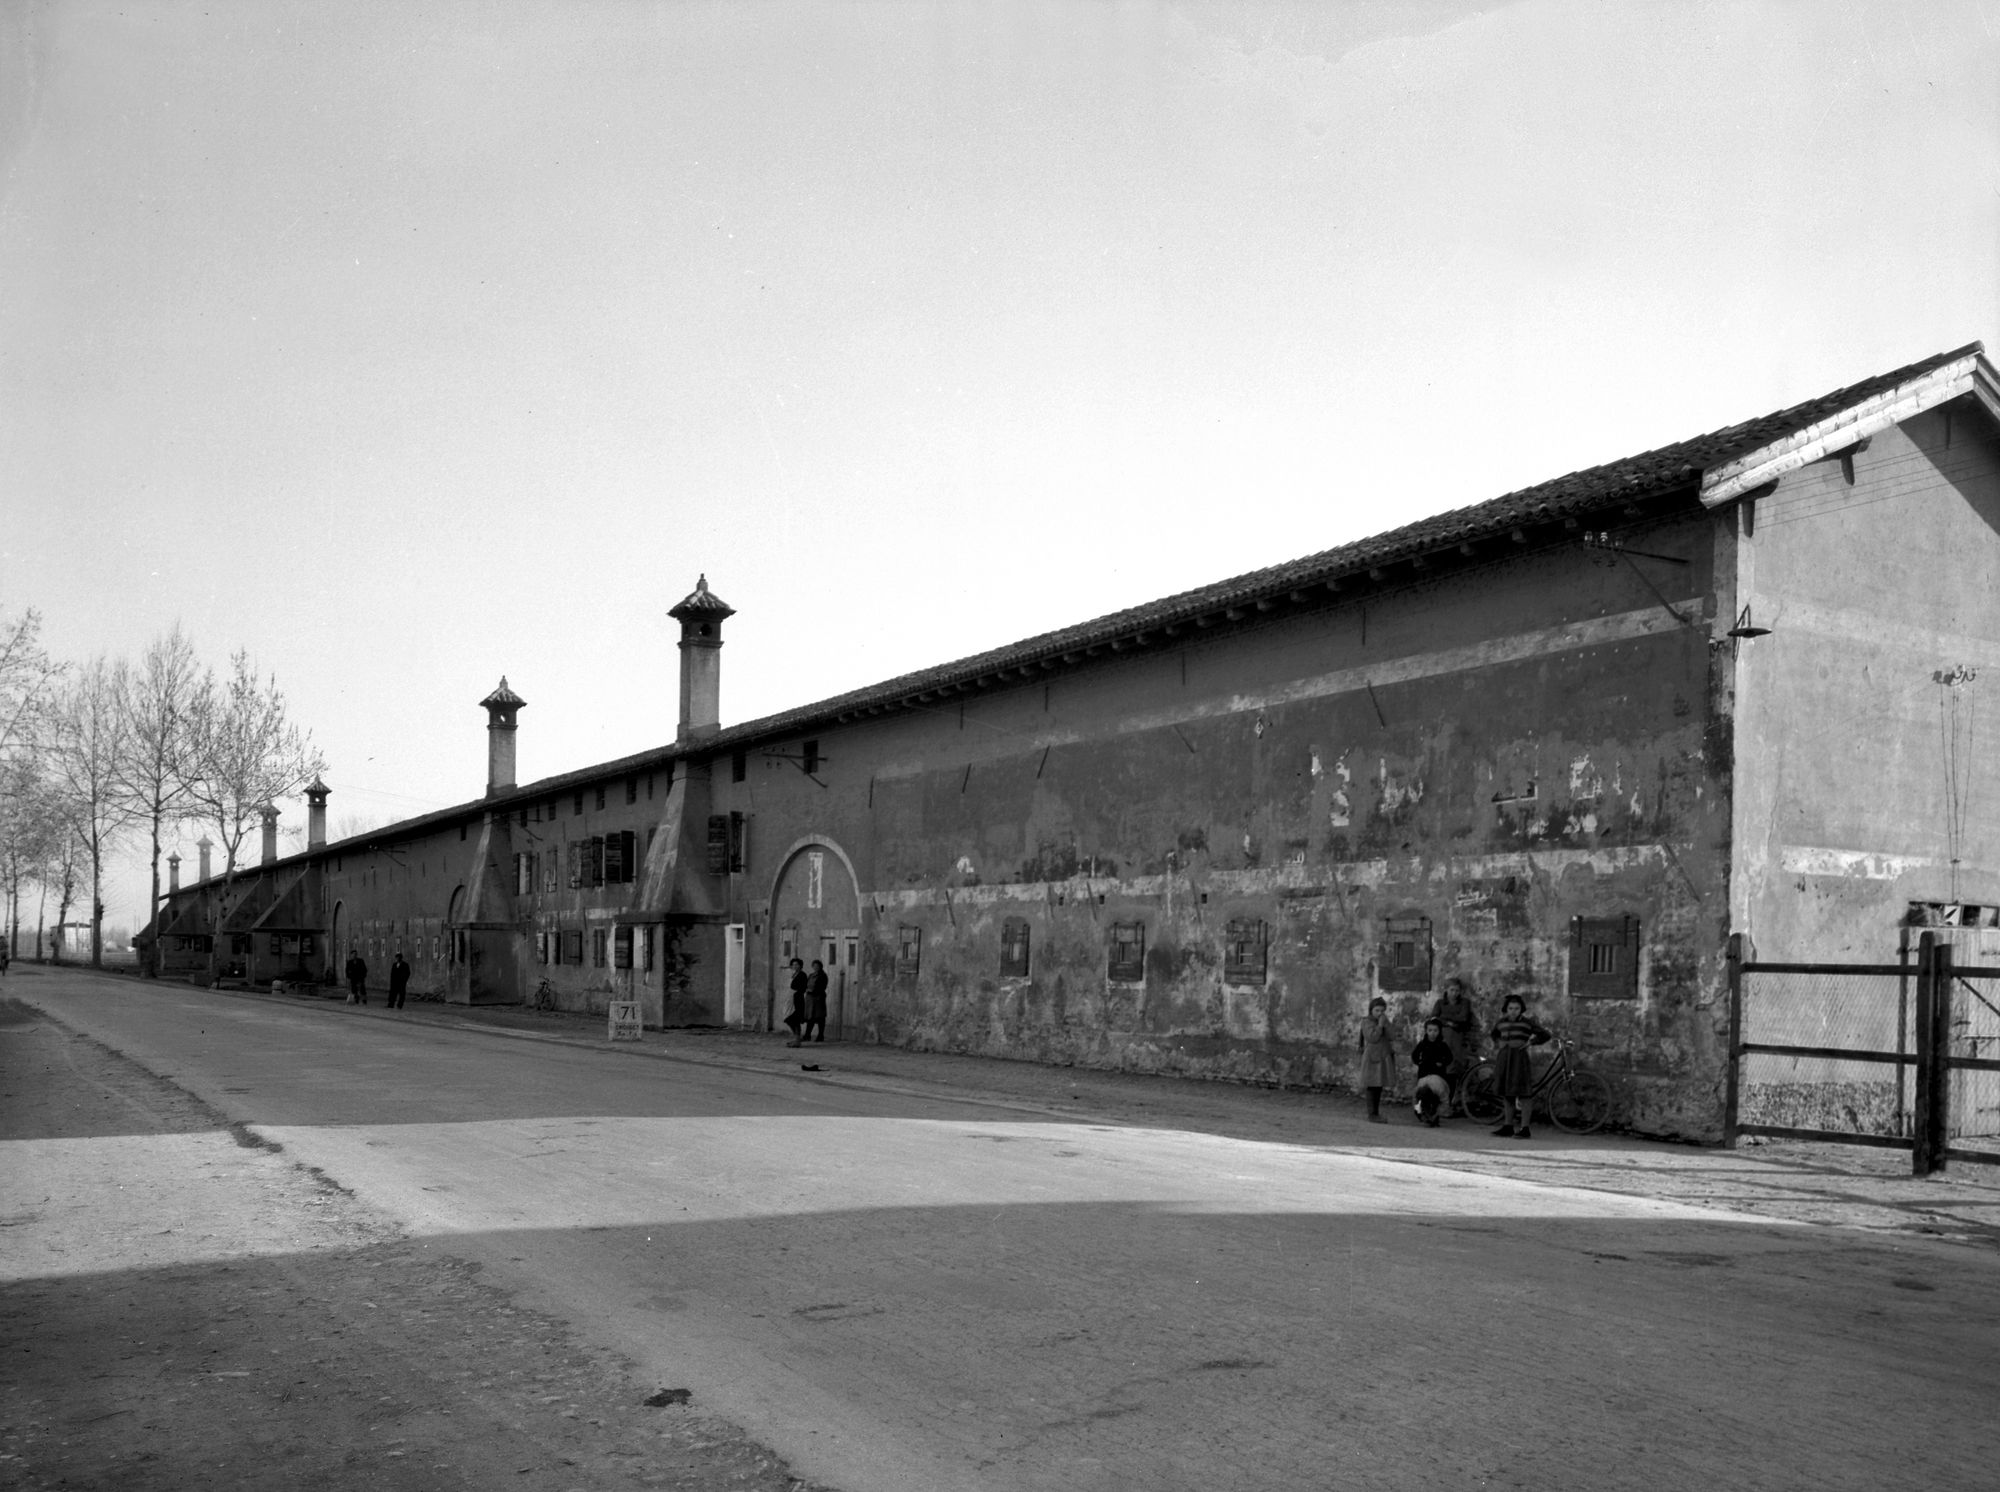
[1459,1036,1611,1134]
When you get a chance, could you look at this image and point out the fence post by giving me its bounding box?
[1931,940,1954,1173]
[1913,933,1944,1175]
[1723,932,1743,1146]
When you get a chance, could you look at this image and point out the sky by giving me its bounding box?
[2,0,1997,930]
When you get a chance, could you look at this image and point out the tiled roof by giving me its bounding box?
[701,341,1984,746]
[223,340,1991,859]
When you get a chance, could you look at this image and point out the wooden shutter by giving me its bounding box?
[707,815,730,874]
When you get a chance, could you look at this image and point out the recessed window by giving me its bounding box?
[803,740,820,775]
[574,792,584,815]
[595,786,606,811]
[643,926,656,974]
[731,752,747,783]
[1108,921,1146,983]
[1378,913,1432,992]
[562,928,583,965]
[896,924,922,982]
[1000,918,1031,978]
[614,925,633,969]
[537,932,549,966]
[1224,918,1269,984]
[1570,915,1640,998]
[626,777,637,805]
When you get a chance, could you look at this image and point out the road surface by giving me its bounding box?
[8,969,1997,1491]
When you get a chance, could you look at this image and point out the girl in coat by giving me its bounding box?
[1409,1017,1455,1127]
[1357,996,1396,1123]
[1489,993,1552,1138]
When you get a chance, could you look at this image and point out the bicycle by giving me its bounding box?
[1458,1037,1611,1134]
[531,977,557,1013]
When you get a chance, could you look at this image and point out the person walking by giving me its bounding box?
[346,952,369,1005]
[803,958,830,1043]
[387,953,410,1010]
[783,958,808,1046]
[1357,995,1396,1123]
[1489,993,1552,1138]
[1410,1017,1454,1126]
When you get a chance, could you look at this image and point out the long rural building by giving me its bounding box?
[142,342,2000,1138]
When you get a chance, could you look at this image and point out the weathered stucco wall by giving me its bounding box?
[1730,401,2000,960]
[715,514,1738,1136]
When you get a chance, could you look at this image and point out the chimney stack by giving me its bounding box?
[668,575,735,743]
[198,837,213,883]
[260,805,280,866]
[306,777,330,849]
[168,852,181,894]
[480,678,527,796]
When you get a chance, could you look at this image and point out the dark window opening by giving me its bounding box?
[574,792,584,815]
[1378,913,1433,992]
[592,929,608,967]
[1000,918,1031,979]
[563,928,584,965]
[896,925,922,982]
[1570,915,1640,998]
[1224,918,1269,984]
[803,740,820,774]
[731,752,747,783]
[1108,921,1146,983]
[614,925,633,969]
[626,777,637,805]
[596,786,606,811]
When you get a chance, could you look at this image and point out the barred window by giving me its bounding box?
[1000,917,1031,978]
[896,924,922,981]
[1224,918,1268,984]
[1570,915,1640,998]
[1378,913,1433,993]
[1108,922,1145,983]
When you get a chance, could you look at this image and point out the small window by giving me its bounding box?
[1378,913,1433,992]
[896,924,922,981]
[574,791,584,815]
[706,815,730,874]
[537,932,549,966]
[593,929,609,967]
[732,752,747,783]
[646,774,655,800]
[603,834,625,885]
[614,925,633,969]
[626,776,638,805]
[729,811,747,874]
[518,807,528,827]
[1000,917,1031,978]
[1570,915,1640,998]
[459,824,467,842]
[563,928,584,965]
[643,925,656,974]
[548,799,559,820]
[1224,918,1268,984]
[596,786,606,811]
[803,739,820,775]
[1108,921,1146,983]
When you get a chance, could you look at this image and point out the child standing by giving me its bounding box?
[1357,996,1396,1123]
[1410,1017,1454,1127]
[1489,993,1552,1138]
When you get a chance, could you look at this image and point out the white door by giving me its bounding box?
[724,924,746,1026]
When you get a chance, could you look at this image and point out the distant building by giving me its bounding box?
[142,343,2000,1138]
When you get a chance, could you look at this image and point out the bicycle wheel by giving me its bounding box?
[1545,1070,1612,1134]
[1458,1062,1504,1123]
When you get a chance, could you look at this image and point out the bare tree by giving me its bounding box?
[42,657,137,968]
[179,651,327,881]
[0,753,64,959]
[118,624,208,976]
[0,601,62,766]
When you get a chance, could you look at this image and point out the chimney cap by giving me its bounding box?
[305,775,330,797]
[197,836,214,850]
[481,676,527,710]
[669,574,735,622]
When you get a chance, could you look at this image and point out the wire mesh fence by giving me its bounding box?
[1738,967,1914,1139]
[1949,963,2000,1156]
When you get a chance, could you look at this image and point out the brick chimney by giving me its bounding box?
[167,852,181,893]
[198,837,213,883]
[260,805,280,866]
[480,678,526,796]
[668,576,734,743]
[306,777,330,849]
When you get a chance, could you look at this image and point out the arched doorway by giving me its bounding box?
[769,841,862,1039]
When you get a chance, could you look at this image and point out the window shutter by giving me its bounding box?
[603,833,624,885]
[707,815,730,874]
[728,812,747,874]
[567,842,582,889]
[620,830,638,883]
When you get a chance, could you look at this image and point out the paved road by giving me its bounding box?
[13,971,1998,1491]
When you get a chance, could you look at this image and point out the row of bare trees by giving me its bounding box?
[0,603,326,973]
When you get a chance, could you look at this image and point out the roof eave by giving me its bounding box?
[1698,344,1992,507]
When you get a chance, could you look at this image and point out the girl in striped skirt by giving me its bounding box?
[1488,993,1552,1138]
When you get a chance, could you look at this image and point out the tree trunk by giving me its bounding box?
[88,831,104,969]
[147,817,163,978]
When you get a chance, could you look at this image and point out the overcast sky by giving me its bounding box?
[3,0,1997,928]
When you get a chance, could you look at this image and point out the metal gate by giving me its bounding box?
[1726,931,2000,1171]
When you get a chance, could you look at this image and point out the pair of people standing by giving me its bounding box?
[783,957,828,1047]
